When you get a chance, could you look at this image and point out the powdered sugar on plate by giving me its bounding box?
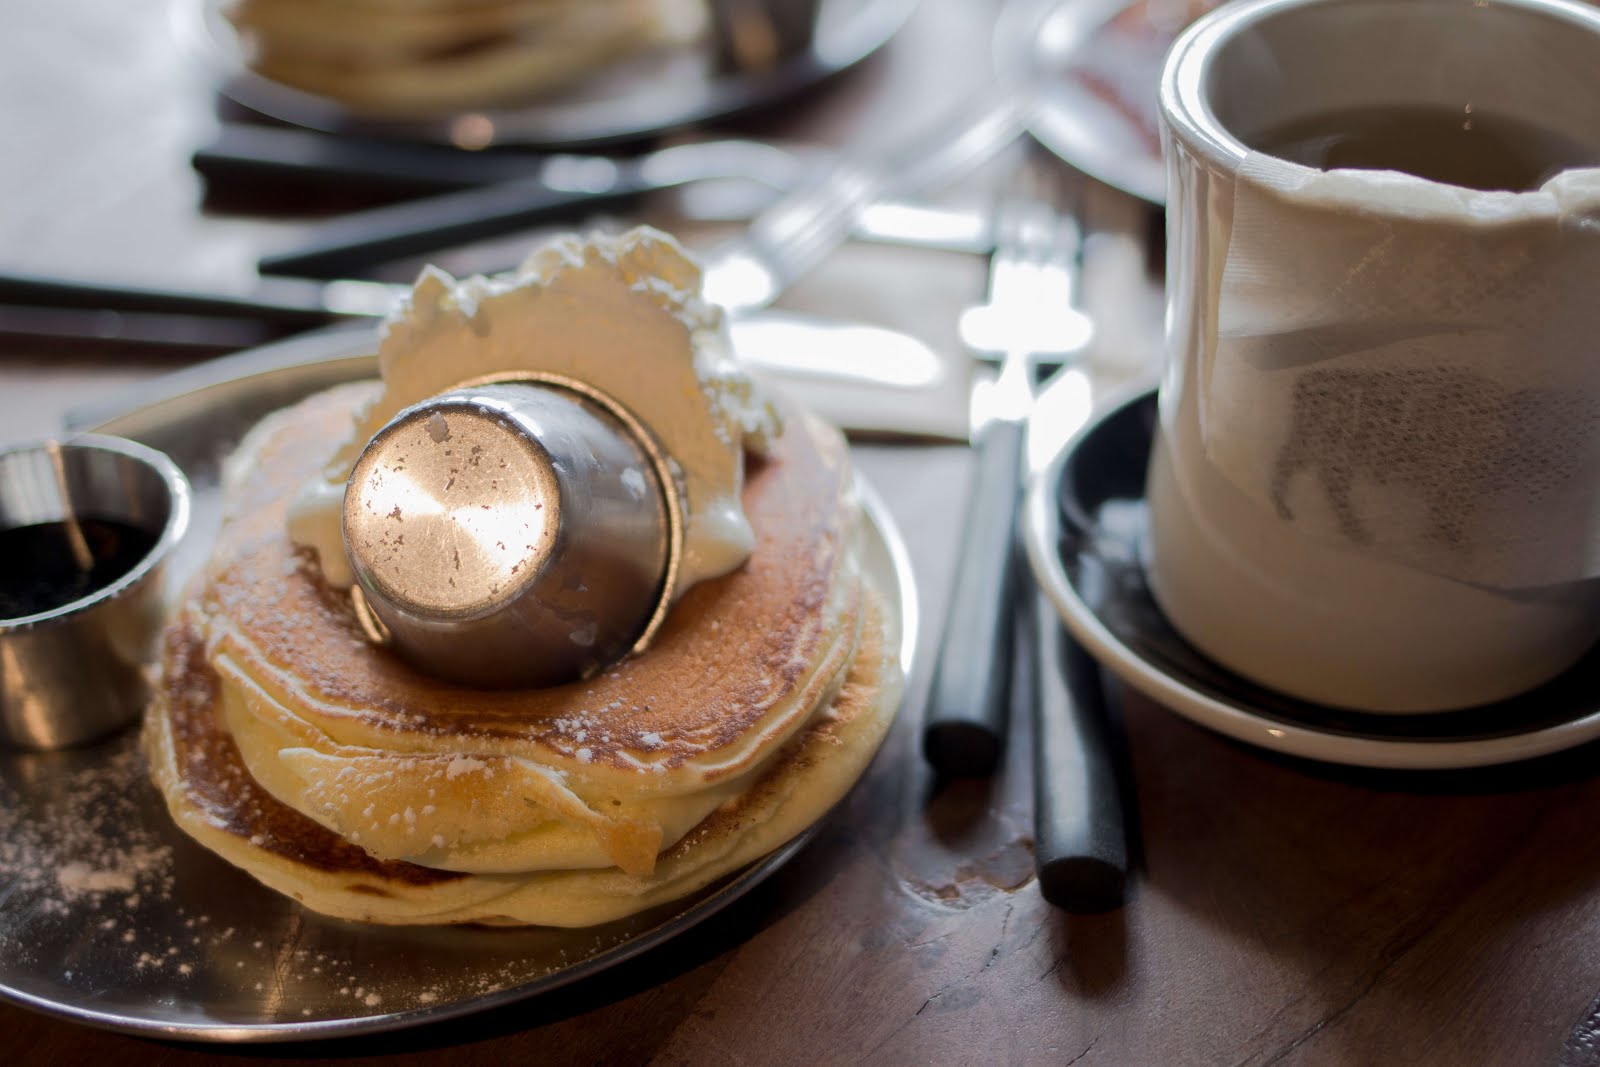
[0,740,176,919]
[0,727,758,1039]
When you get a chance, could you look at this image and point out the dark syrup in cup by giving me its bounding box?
[0,517,160,619]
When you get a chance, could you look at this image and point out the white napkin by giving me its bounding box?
[1199,157,1600,590]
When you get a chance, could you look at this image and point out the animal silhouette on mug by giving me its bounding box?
[1269,367,1597,548]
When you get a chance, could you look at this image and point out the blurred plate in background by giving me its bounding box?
[175,0,917,148]
[998,0,1215,204]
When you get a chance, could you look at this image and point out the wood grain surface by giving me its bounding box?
[3,1,1597,1064]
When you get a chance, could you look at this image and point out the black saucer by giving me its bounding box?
[1026,388,1600,769]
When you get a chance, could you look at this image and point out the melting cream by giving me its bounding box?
[287,226,780,599]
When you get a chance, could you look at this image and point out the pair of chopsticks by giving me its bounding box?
[199,123,682,282]
[0,126,766,355]
[920,157,1136,914]
[0,124,653,354]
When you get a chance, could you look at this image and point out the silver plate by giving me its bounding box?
[0,329,917,1041]
[997,0,1217,205]
[174,0,918,147]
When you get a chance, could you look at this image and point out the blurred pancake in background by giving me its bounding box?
[225,0,707,113]
[183,0,917,145]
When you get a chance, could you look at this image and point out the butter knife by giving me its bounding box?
[197,124,993,259]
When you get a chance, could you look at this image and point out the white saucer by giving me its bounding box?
[1022,387,1600,770]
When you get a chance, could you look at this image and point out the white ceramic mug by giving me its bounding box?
[1149,0,1600,712]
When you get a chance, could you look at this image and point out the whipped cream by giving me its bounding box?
[287,226,780,601]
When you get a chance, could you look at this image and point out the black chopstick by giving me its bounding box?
[0,272,342,328]
[1026,586,1131,913]
[921,418,1025,778]
[256,173,647,280]
[193,123,550,196]
[0,272,374,355]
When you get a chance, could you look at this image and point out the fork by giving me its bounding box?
[696,87,1032,312]
[921,154,1092,777]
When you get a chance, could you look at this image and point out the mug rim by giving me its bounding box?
[1160,0,1600,175]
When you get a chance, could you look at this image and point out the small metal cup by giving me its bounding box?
[343,381,673,689]
[0,436,192,749]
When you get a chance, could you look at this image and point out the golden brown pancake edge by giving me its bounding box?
[145,380,904,925]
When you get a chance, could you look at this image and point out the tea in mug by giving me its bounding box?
[1247,104,1598,191]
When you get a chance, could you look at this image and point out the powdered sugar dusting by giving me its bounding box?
[445,756,487,780]
[56,853,162,895]
[0,741,176,918]
[0,732,662,1028]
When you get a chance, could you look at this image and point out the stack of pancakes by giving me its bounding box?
[225,0,705,113]
[145,381,902,926]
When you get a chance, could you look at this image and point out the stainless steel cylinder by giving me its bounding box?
[343,381,671,689]
[0,435,191,749]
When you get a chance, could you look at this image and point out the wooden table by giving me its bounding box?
[5,2,1600,1064]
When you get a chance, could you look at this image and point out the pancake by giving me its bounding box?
[145,380,903,926]
[226,0,705,114]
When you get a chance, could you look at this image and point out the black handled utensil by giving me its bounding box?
[923,415,1028,776]
[253,138,806,280]
[922,160,1092,778]
[0,271,385,329]
[1026,586,1129,911]
[193,123,562,196]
